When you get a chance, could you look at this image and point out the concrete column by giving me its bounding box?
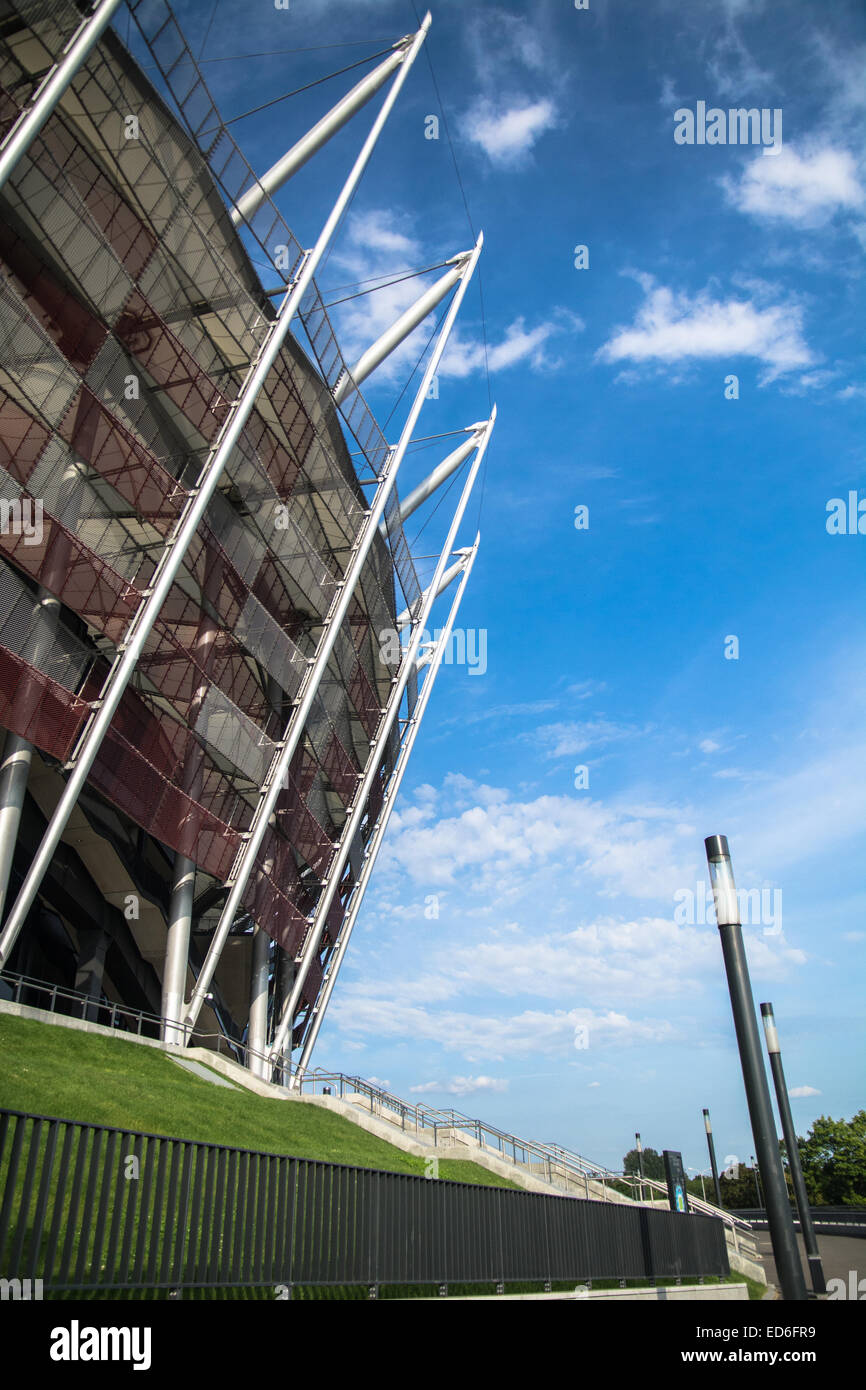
[248,924,270,1077]
[161,853,195,1045]
[160,550,220,1042]
[272,948,296,1085]
[74,922,109,1022]
[0,731,34,924]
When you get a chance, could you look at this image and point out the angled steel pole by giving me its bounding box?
[333,255,469,405]
[0,12,433,974]
[398,548,473,632]
[387,427,484,528]
[269,408,494,1062]
[705,835,807,1301]
[0,0,124,192]
[231,33,416,225]
[703,1108,723,1208]
[761,1002,826,1295]
[182,232,485,1036]
[291,539,479,1084]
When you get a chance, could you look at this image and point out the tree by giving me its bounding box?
[718,1163,762,1210]
[622,1146,665,1181]
[795,1111,866,1207]
[715,1115,866,1209]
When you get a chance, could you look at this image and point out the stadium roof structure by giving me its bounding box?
[0,0,493,1085]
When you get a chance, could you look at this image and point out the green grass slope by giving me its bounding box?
[0,1011,517,1187]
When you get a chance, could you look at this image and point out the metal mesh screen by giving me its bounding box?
[0,0,423,1020]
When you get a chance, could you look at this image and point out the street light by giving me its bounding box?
[750,1155,763,1208]
[635,1131,645,1203]
[703,1108,723,1207]
[704,835,806,1301]
[688,1166,707,1202]
[761,1001,826,1295]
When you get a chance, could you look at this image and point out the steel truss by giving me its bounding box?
[269,408,494,1064]
[182,243,486,1038]
[291,535,481,1081]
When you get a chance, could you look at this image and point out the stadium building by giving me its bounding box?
[0,0,492,1082]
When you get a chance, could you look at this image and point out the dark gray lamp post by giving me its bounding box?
[704,835,806,1301]
[635,1131,645,1203]
[760,1001,826,1295]
[703,1108,723,1207]
[751,1156,762,1208]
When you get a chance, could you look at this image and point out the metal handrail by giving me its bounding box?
[0,968,274,1072]
[298,1069,621,1193]
[295,1067,754,1234]
[614,1173,755,1233]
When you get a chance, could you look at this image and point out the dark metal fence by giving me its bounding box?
[0,1108,729,1296]
[736,1207,866,1236]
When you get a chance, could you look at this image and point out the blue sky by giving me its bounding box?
[138,0,864,1173]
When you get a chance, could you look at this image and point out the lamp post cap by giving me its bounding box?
[760,1001,774,1017]
[704,834,730,860]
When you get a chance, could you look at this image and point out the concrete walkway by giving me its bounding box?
[755,1232,864,1299]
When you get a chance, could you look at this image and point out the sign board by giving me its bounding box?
[663,1149,690,1213]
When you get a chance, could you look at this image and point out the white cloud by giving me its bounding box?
[814,37,866,125]
[326,738,860,1068]
[659,75,679,109]
[327,210,428,382]
[377,789,695,898]
[742,742,866,870]
[788,1085,821,1099]
[567,680,607,700]
[717,0,766,16]
[465,8,547,88]
[699,739,721,754]
[532,718,640,758]
[778,369,840,397]
[597,275,813,384]
[441,311,581,379]
[329,211,577,391]
[449,916,801,1004]
[332,997,677,1062]
[410,1075,509,1096]
[388,803,435,832]
[707,28,771,95]
[657,0,769,93]
[343,209,417,260]
[723,144,865,227]
[442,699,559,730]
[463,97,557,167]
